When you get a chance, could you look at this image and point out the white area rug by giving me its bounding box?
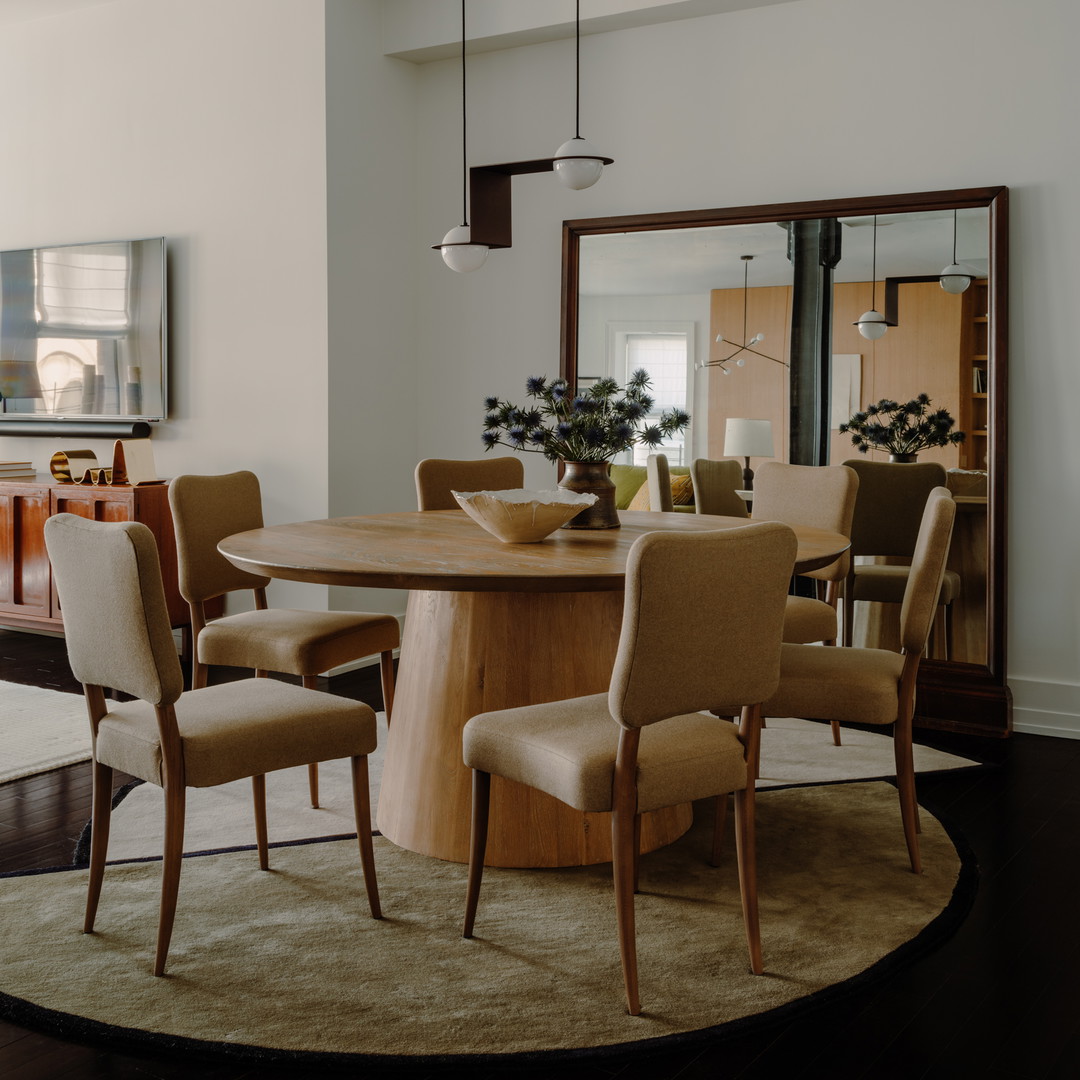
[96,714,978,863]
[0,680,91,784]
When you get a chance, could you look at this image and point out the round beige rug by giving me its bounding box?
[0,782,973,1067]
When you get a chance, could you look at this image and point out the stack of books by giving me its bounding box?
[0,460,37,480]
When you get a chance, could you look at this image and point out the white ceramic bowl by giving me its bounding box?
[451,488,598,543]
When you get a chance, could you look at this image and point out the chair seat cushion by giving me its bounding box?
[782,596,838,644]
[463,693,747,813]
[763,643,906,726]
[198,608,399,676]
[852,565,961,604]
[95,679,377,787]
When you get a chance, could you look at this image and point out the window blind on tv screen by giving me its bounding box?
[0,237,166,422]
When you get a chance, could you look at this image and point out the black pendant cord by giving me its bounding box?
[575,0,581,139]
[871,214,878,309]
[952,209,959,265]
[460,0,469,228]
[741,257,749,344]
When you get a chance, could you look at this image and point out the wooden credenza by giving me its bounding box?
[0,476,195,635]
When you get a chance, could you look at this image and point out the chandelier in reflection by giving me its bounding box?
[701,256,786,375]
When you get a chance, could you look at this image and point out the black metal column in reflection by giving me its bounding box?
[787,219,841,466]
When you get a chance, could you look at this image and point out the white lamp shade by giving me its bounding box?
[439,225,489,273]
[939,264,973,294]
[723,417,774,458]
[855,309,889,341]
[552,137,606,190]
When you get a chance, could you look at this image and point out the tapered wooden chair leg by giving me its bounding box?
[710,792,729,867]
[831,721,842,747]
[350,755,382,919]
[84,760,114,933]
[154,782,187,976]
[612,804,641,1015]
[734,785,763,975]
[893,720,922,874]
[632,813,642,893]
[252,774,269,871]
[301,675,321,807]
[380,650,396,725]
[462,770,491,938]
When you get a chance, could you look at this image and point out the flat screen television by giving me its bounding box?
[0,236,166,427]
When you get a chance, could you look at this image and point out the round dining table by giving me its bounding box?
[218,509,850,868]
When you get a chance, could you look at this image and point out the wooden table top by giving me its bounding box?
[218,510,850,593]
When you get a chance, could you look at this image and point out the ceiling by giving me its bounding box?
[579,209,991,296]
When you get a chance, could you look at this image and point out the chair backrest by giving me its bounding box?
[690,458,749,518]
[43,514,184,706]
[415,457,525,511]
[843,459,947,558]
[899,487,957,654]
[169,471,271,603]
[751,462,858,581]
[608,522,797,729]
[645,454,673,512]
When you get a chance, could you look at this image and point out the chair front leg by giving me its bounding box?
[84,758,114,933]
[893,713,921,874]
[301,675,321,807]
[252,774,269,871]
[612,729,642,1015]
[462,769,491,938]
[154,780,187,976]
[733,784,763,975]
[350,755,382,919]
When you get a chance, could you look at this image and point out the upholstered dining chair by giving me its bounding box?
[760,487,957,874]
[461,521,798,1015]
[414,456,525,510]
[169,471,399,808]
[690,457,750,518]
[752,461,858,637]
[43,514,382,976]
[841,459,961,658]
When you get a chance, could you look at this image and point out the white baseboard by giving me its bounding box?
[1010,676,1080,740]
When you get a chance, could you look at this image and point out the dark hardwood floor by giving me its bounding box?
[2,627,1079,1079]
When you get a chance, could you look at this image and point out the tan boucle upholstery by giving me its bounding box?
[168,471,400,684]
[464,521,797,792]
[464,694,746,813]
[42,513,383,974]
[750,462,858,645]
[197,607,399,674]
[850,564,961,605]
[690,458,749,518]
[44,514,184,706]
[415,456,525,511]
[96,679,376,788]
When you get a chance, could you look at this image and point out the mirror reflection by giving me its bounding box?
[574,206,990,665]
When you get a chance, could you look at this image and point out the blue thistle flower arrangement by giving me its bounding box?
[482,370,690,463]
[839,394,966,456]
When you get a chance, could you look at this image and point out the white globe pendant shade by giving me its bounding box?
[855,309,889,340]
[439,225,489,273]
[552,137,607,190]
[939,263,973,294]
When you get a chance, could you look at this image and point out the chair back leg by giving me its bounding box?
[380,650,396,724]
[301,674,322,807]
[84,758,114,933]
[350,755,382,919]
[154,781,187,976]
[733,784,763,975]
[251,774,269,870]
[462,769,491,938]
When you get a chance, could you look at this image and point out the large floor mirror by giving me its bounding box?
[561,188,1009,737]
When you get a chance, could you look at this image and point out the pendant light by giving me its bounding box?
[435,0,488,272]
[939,209,973,294]
[855,215,888,340]
[552,1,611,190]
[700,256,785,373]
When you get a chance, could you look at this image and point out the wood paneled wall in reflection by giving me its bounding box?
[706,285,791,461]
[706,281,967,468]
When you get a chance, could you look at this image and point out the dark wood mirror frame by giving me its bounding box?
[561,187,1010,737]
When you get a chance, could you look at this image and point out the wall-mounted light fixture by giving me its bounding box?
[435,1,613,270]
[434,0,489,273]
[854,215,888,340]
[939,209,974,294]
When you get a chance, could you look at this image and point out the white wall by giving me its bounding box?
[411,0,1080,736]
[0,0,332,610]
